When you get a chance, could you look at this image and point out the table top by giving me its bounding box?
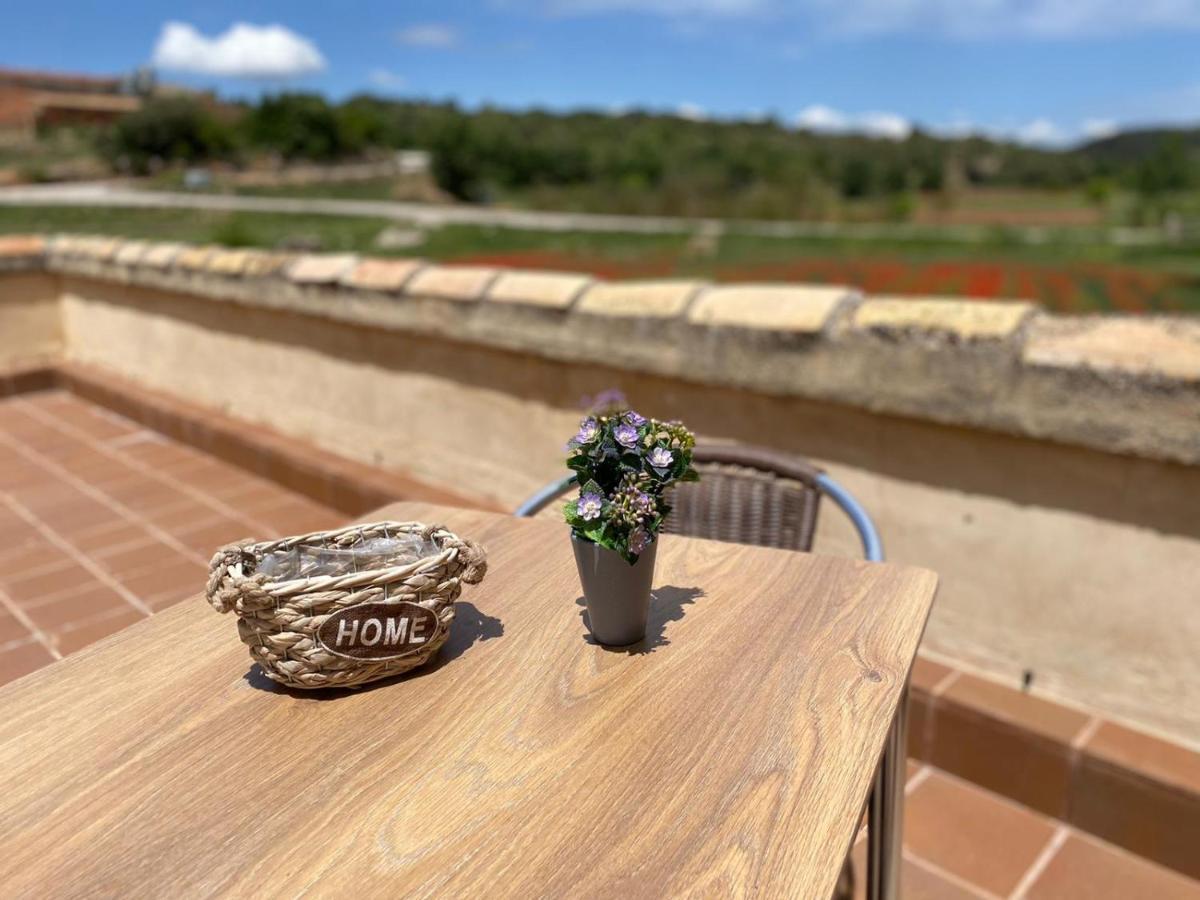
[0,501,937,899]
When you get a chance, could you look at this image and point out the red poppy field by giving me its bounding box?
[457,250,1200,314]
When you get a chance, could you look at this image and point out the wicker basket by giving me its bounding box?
[205,521,487,689]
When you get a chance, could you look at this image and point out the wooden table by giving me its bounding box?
[0,502,937,899]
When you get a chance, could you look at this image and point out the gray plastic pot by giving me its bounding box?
[571,535,658,646]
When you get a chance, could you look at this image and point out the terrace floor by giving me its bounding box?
[0,390,1196,900]
[853,765,1199,899]
[0,390,339,677]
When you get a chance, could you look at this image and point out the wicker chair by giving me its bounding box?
[514,443,882,561]
[515,443,900,900]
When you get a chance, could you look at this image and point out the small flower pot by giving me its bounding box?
[571,535,658,646]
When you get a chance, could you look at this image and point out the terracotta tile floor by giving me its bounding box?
[2,392,1198,899]
[0,390,343,685]
[849,766,1200,899]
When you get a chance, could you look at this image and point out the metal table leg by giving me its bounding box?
[866,682,908,900]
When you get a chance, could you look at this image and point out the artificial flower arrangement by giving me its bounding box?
[562,410,699,564]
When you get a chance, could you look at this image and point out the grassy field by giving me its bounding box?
[2,204,1197,313]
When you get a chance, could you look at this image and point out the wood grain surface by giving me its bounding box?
[0,502,937,899]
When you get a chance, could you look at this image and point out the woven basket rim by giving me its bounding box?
[230,520,463,598]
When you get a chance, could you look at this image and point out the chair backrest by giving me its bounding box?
[663,444,823,551]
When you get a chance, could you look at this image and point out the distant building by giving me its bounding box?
[394,150,431,176]
[0,67,143,142]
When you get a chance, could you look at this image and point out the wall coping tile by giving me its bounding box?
[485,269,593,310]
[285,253,358,284]
[77,236,122,262]
[576,279,706,318]
[139,242,186,269]
[855,296,1036,341]
[113,240,150,267]
[0,234,46,258]
[341,257,425,292]
[242,250,296,279]
[1024,316,1200,383]
[403,264,500,302]
[688,283,855,333]
[206,248,254,277]
[175,244,219,272]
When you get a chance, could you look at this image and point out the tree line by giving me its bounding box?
[98,93,1200,219]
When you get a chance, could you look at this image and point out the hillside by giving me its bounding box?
[1078,127,1200,164]
[6,92,1198,223]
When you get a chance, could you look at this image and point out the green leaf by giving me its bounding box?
[573,520,595,541]
[580,479,604,497]
[563,501,585,527]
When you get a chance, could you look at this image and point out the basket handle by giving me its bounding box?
[452,536,488,585]
[205,541,265,614]
[414,523,487,585]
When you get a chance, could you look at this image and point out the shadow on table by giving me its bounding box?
[243,601,504,699]
[576,584,703,654]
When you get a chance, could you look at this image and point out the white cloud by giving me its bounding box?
[369,69,407,91]
[796,108,1129,146]
[826,0,1200,37]
[1081,118,1119,139]
[152,21,325,79]
[795,104,911,140]
[920,116,1127,145]
[859,111,913,139]
[396,23,460,48]
[1014,117,1068,146]
[676,101,707,120]
[535,0,1200,36]
[548,0,766,15]
[795,104,848,131]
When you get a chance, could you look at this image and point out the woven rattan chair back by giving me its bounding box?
[662,444,822,552]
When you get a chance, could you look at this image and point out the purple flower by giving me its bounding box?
[629,528,652,555]
[614,423,639,448]
[585,388,627,412]
[624,411,647,427]
[576,492,604,521]
[648,447,673,468]
[572,418,599,445]
[636,491,654,514]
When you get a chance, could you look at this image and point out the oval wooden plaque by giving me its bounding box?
[317,602,443,661]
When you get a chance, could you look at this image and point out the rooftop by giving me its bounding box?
[1,394,1194,898]
[0,232,1196,897]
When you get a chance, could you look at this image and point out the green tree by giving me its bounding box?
[1134,136,1194,197]
[1083,176,1114,209]
[99,97,233,173]
[243,93,348,161]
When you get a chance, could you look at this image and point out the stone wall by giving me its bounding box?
[2,233,1199,747]
[0,237,61,368]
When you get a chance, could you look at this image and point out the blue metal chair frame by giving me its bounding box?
[515,471,883,562]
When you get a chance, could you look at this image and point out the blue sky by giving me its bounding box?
[3,0,1200,146]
